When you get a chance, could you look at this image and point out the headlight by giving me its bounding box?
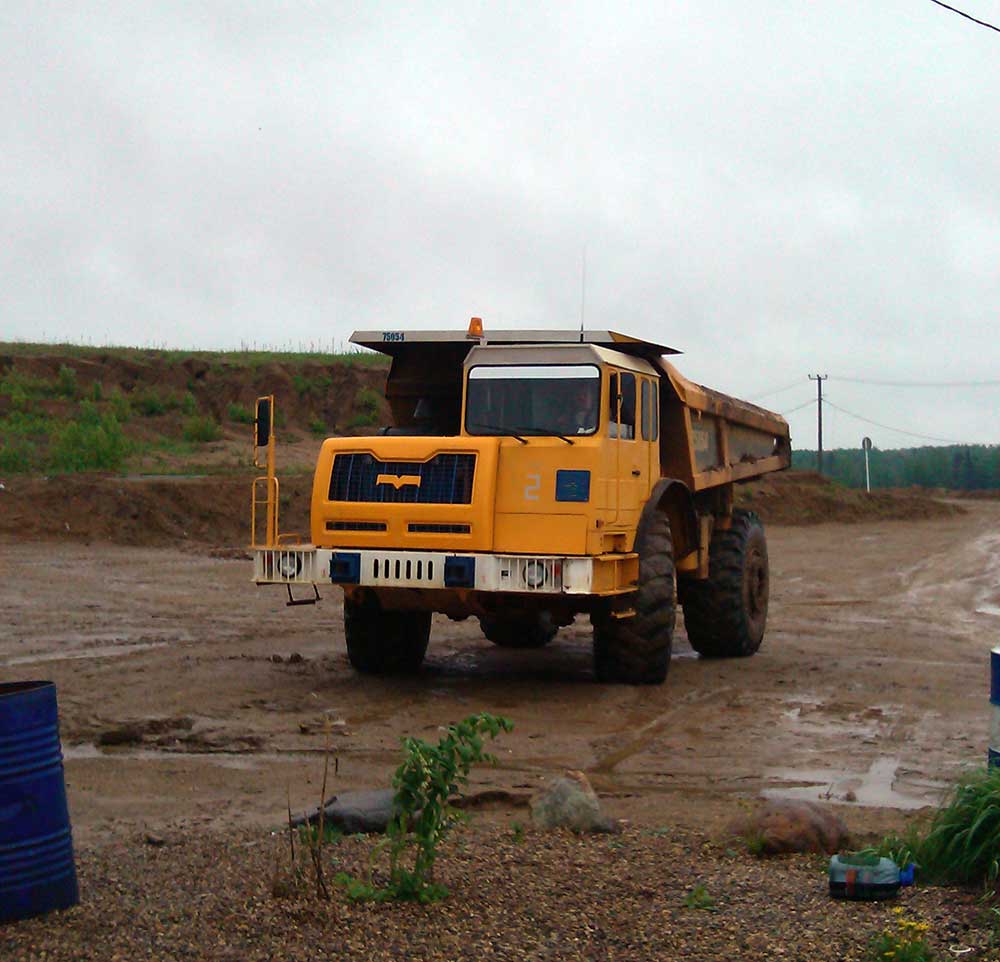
[522,560,548,589]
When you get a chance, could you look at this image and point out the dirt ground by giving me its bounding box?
[2,501,996,848]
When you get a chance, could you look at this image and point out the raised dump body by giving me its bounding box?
[252,324,790,684]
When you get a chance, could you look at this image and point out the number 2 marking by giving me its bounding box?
[524,473,541,501]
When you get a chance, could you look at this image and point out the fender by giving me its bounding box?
[641,478,698,560]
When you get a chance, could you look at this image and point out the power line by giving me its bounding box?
[781,397,817,416]
[750,379,806,402]
[822,398,970,445]
[928,0,1000,33]
[830,374,1000,388]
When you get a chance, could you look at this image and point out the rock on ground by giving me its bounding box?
[530,770,619,834]
[290,789,398,833]
[728,800,850,855]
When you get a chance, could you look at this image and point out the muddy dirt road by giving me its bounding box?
[3,503,998,844]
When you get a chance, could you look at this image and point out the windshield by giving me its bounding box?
[465,364,601,437]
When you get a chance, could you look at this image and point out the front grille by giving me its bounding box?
[329,453,476,504]
[408,523,471,534]
[327,521,387,532]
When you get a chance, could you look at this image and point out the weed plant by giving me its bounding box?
[49,412,131,472]
[56,365,78,398]
[308,417,328,436]
[867,907,935,961]
[182,416,221,443]
[873,768,1000,890]
[682,884,716,911]
[336,712,513,903]
[227,402,254,424]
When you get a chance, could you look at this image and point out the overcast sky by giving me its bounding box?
[3,1,999,449]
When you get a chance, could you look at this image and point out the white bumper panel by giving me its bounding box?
[253,547,594,594]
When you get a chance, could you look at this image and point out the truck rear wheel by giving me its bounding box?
[592,509,675,684]
[343,594,431,675]
[479,612,557,649]
[680,509,768,658]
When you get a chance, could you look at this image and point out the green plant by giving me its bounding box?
[308,416,328,436]
[867,907,935,962]
[511,821,525,845]
[0,439,35,472]
[108,389,132,421]
[135,389,167,416]
[743,829,768,857]
[873,769,1000,886]
[181,391,197,415]
[90,380,104,402]
[682,884,716,911]
[293,373,333,398]
[227,402,254,424]
[56,364,78,398]
[49,413,131,472]
[182,415,221,443]
[356,386,380,417]
[336,712,512,903]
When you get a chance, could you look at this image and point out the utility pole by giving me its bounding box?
[808,374,828,473]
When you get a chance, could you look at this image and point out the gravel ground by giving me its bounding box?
[2,824,991,962]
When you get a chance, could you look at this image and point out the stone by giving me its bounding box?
[728,800,849,855]
[290,789,398,834]
[530,770,619,834]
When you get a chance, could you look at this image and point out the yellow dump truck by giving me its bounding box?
[251,323,790,684]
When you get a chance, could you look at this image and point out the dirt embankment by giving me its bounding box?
[0,470,966,550]
[735,471,965,526]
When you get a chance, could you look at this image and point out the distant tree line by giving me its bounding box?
[791,445,1000,490]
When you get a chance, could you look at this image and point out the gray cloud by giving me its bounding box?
[3,0,1000,448]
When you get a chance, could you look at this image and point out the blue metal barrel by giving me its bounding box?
[0,681,78,923]
[991,648,1000,770]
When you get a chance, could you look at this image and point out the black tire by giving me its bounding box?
[479,612,558,649]
[680,509,769,658]
[343,594,431,675]
[592,509,675,684]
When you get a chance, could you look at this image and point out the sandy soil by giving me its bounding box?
[3,502,998,847]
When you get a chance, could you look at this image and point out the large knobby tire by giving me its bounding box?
[343,595,431,675]
[479,612,558,649]
[592,509,675,684]
[681,509,769,658]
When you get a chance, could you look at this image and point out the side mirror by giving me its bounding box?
[255,398,271,447]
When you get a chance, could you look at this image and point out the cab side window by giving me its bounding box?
[608,371,636,440]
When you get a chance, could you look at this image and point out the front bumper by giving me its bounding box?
[253,546,599,595]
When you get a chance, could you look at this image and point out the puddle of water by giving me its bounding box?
[63,744,302,771]
[763,756,945,810]
[4,641,168,667]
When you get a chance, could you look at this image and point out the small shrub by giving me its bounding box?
[335,712,512,903]
[0,439,36,472]
[56,364,78,398]
[227,402,254,424]
[293,374,333,398]
[90,380,104,402]
[308,416,328,436]
[108,390,132,422]
[356,386,380,417]
[181,391,198,415]
[347,412,377,429]
[511,822,525,845]
[135,389,167,416]
[682,884,716,911]
[867,908,935,962]
[182,416,221,443]
[49,413,131,472]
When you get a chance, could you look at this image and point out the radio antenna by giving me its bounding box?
[579,244,587,342]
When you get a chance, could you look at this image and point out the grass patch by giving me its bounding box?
[308,416,328,436]
[292,374,333,398]
[56,365,78,398]
[682,884,716,911]
[182,416,222,443]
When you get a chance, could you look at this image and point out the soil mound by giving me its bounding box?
[736,471,966,526]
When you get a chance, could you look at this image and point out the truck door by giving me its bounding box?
[640,376,661,484]
[608,371,644,526]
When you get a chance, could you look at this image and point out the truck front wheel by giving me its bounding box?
[343,594,431,675]
[680,509,768,658]
[479,612,558,649]
[592,509,675,684]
